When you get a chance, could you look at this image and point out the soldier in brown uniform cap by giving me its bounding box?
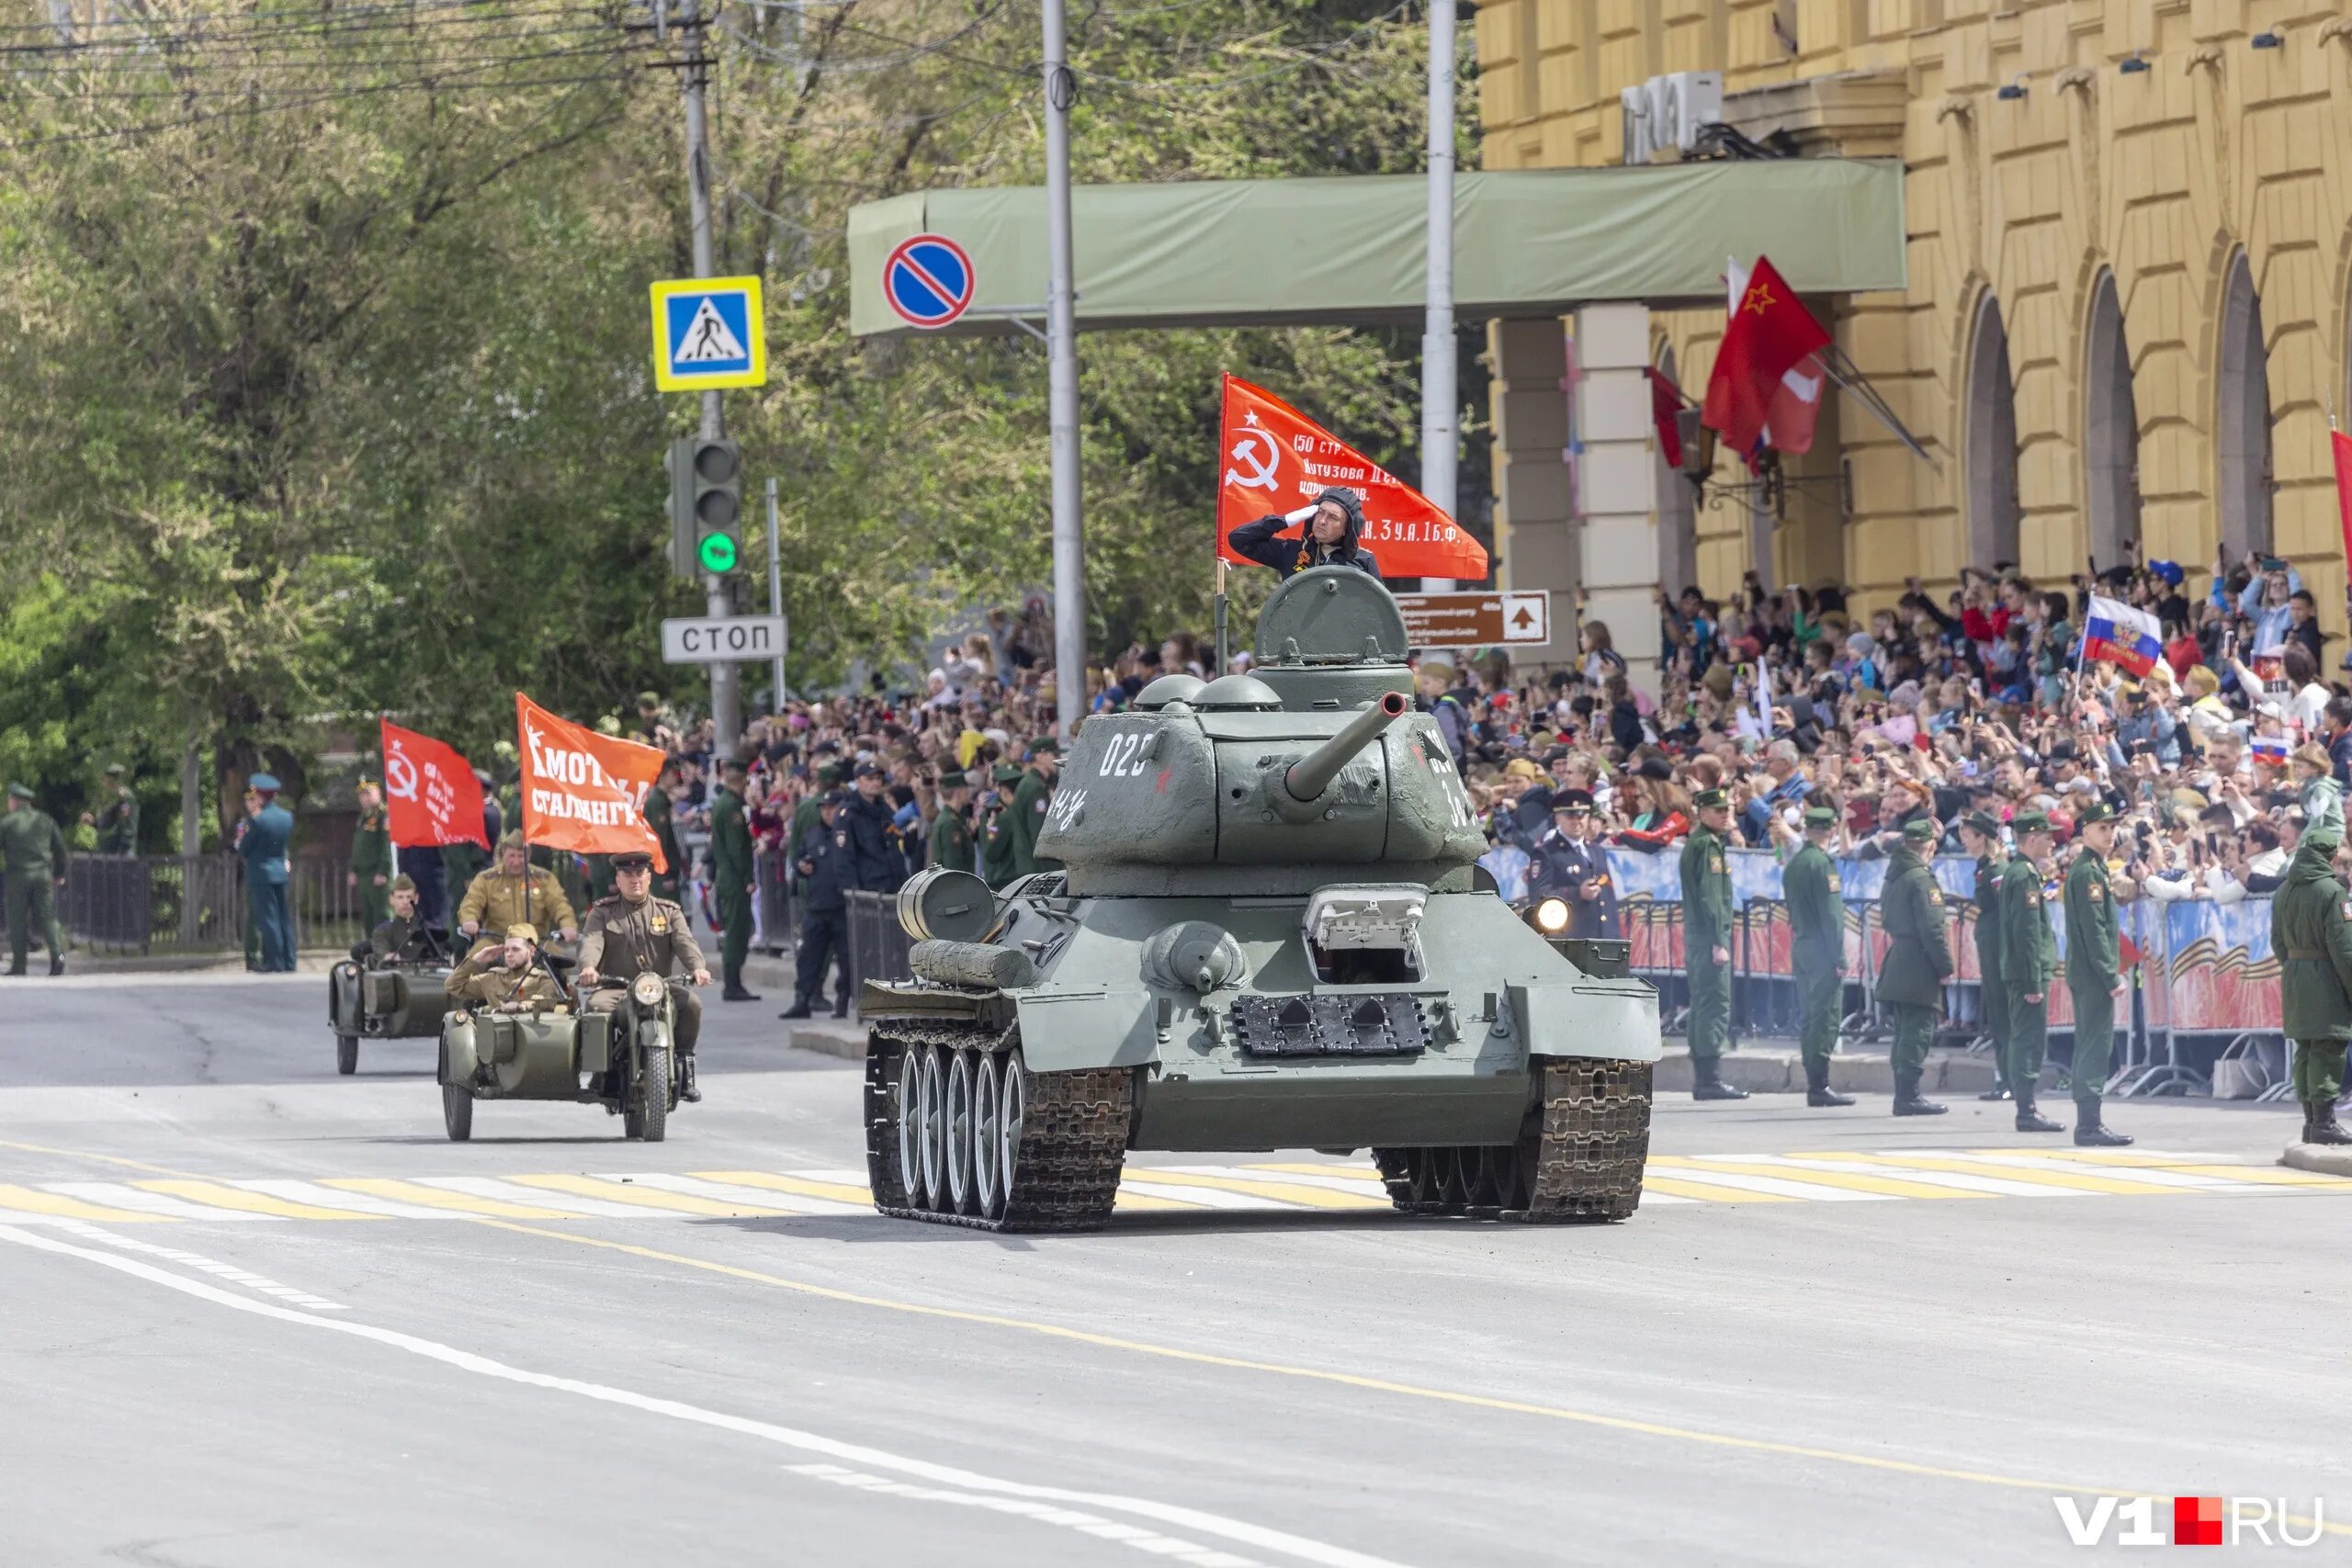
[576,849,713,1101]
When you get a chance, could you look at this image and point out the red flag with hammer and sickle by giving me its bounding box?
[380,719,489,851]
[1214,374,1489,581]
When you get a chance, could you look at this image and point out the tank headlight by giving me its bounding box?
[630,972,666,1008]
[1533,897,1571,933]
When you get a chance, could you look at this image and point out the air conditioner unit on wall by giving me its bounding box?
[1620,71,1724,164]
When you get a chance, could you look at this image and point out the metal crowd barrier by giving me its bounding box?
[842,890,913,994]
[11,852,368,958]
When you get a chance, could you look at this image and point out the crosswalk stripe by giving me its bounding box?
[1668,1157,1995,1201]
[1116,1179,1276,1212]
[1212,1166,1397,1198]
[1641,1159,1894,1201]
[1925,1154,2245,1192]
[230,1180,456,1220]
[2160,1163,2352,1188]
[413,1176,654,1218]
[318,1178,577,1219]
[46,1182,278,1221]
[1637,1174,1793,1203]
[507,1173,796,1218]
[132,1179,385,1222]
[1111,1190,1207,1212]
[1116,1169,1388,1210]
[691,1170,876,1207]
[1243,1163,1388,1184]
[1767,1155,2096,1198]
[616,1173,866,1216]
[1951,1147,2212,1167]
[0,1183,167,1223]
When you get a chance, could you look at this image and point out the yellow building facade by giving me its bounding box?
[1480,0,2352,631]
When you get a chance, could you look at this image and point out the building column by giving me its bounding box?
[1571,302,1658,688]
[1487,316,1574,648]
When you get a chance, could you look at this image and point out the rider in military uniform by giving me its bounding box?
[1782,806,1852,1108]
[929,771,978,874]
[1678,787,1747,1100]
[1876,816,1952,1116]
[2273,819,2352,1145]
[457,832,578,948]
[1,783,69,976]
[445,921,565,1012]
[980,763,1023,890]
[1957,809,2012,1103]
[349,779,392,934]
[91,764,139,855]
[782,790,854,1020]
[2062,800,2132,1147]
[356,875,446,965]
[576,850,712,1100]
[709,758,760,1001]
[1529,790,1621,941]
[1999,811,2065,1134]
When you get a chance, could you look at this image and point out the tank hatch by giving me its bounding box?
[1252,566,1411,665]
[1193,672,1283,710]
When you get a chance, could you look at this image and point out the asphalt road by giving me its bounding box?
[4,970,2347,1567]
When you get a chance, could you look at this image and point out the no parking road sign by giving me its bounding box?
[650,276,767,391]
[883,233,975,330]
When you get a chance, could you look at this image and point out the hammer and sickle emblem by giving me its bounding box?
[385,750,419,802]
[1223,429,1281,491]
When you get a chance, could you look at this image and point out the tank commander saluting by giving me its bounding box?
[575,849,712,1102]
[1225,485,1382,579]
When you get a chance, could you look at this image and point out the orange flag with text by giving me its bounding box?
[1213,374,1488,581]
[514,693,668,874]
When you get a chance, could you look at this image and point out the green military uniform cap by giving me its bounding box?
[941,771,976,791]
[504,921,540,943]
[610,849,655,870]
[991,763,1023,784]
[390,874,417,894]
[817,763,843,785]
[1692,787,1729,810]
[1964,808,2003,840]
[1803,806,1838,829]
[6,783,32,801]
[2011,810,2050,834]
[497,830,526,853]
[1901,817,1938,843]
[2075,800,2116,825]
[1028,739,1060,758]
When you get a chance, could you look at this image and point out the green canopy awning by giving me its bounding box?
[849,158,1905,338]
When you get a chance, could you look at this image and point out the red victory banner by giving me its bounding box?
[1214,374,1489,581]
[514,693,668,873]
[380,719,488,851]
[1702,255,1832,471]
[2331,429,2352,573]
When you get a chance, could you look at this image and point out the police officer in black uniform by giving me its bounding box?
[842,762,904,895]
[1530,789,1621,940]
[781,790,854,1020]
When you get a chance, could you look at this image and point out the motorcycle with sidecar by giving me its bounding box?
[436,970,690,1142]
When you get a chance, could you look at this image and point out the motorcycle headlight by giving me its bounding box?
[1532,897,1571,934]
[629,973,666,1009]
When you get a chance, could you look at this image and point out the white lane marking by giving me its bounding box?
[42,1183,279,1222]
[0,1224,1408,1568]
[1651,1166,1894,1201]
[413,1176,653,1218]
[1722,1156,2093,1199]
[1917,1154,2252,1190]
[1117,1181,1276,1212]
[787,1463,1261,1566]
[44,1222,345,1311]
[596,1173,869,1217]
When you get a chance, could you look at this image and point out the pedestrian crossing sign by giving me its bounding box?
[649,276,766,391]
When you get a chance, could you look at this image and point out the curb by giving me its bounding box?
[787,1023,866,1060]
[1653,1046,2015,1097]
[2281,1143,2352,1178]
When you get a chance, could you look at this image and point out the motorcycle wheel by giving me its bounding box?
[336,1033,358,1076]
[441,1082,473,1142]
[635,1042,672,1144]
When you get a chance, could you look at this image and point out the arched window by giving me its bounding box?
[2215,253,2274,559]
[2083,271,2140,569]
[1964,289,2022,572]
[1654,345,1697,603]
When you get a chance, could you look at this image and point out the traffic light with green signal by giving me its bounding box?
[666,435,743,579]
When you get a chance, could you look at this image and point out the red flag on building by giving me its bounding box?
[1645,366,1687,470]
[1702,255,1833,472]
[514,694,668,873]
[2331,430,2352,572]
[379,719,488,851]
[1214,374,1489,581]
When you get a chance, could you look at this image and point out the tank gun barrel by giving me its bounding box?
[1283,691,1409,802]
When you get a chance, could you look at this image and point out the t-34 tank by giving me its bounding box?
[861,567,1658,1231]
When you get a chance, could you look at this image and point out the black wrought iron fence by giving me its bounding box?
[4,853,370,957]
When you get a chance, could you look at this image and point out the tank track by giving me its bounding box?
[864,1016,1133,1233]
[1373,1058,1652,1224]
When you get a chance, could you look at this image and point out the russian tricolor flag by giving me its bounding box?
[2254,734,2291,766]
[2082,594,2162,678]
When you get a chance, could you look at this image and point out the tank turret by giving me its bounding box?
[1282,690,1409,803]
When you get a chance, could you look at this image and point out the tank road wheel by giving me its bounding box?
[1508,1059,1654,1224]
[863,1031,912,1213]
[1428,1146,1470,1214]
[972,1052,1004,1220]
[918,1046,948,1210]
[944,1050,976,1215]
[441,1083,473,1143]
[995,1042,1131,1233]
[995,1053,1024,1206]
[336,1034,359,1077]
[895,1043,924,1203]
[1463,1146,1512,1216]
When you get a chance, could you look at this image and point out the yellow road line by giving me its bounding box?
[318,1178,576,1219]
[1856,1156,2198,1196]
[1637,1175,1790,1204]
[2163,1164,2352,1188]
[690,1170,874,1206]
[1244,1162,1386,1184]
[1957,1148,2209,1168]
[503,1174,794,1218]
[1658,1157,1992,1201]
[1111,1192,1203,1212]
[0,1183,167,1223]
[464,1216,2348,1540]
[132,1180,383,1222]
[0,1139,206,1179]
[1117,1170,1387,1210]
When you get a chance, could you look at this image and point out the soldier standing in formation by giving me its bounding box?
[1875,817,1951,1116]
[1677,786,1747,1100]
[576,850,711,1101]
[90,763,138,854]
[1005,740,1059,883]
[1,784,69,976]
[1782,806,1853,1109]
[709,757,760,1001]
[929,772,977,874]
[349,779,392,935]
[980,763,1023,889]
[1957,810,2013,1104]
[456,832,577,949]
[2000,811,2065,1134]
[2273,817,2352,1145]
[645,761,686,901]
[781,790,852,1020]
[2062,801,2132,1147]
[239,773,298,973]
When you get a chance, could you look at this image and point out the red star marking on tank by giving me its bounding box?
[1155,767,1172,794]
